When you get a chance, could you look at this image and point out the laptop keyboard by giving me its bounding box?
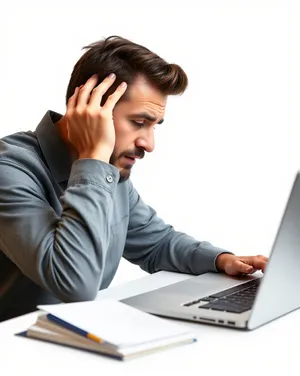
[183,278,261,314]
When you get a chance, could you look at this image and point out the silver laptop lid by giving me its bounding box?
[248,172,300,330]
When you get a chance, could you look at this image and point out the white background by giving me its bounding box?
[0,0,299,285]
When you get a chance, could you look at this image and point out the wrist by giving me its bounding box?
[216,253,233,272]
[78,150,111,163]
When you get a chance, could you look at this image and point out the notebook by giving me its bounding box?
[16,299,196,360]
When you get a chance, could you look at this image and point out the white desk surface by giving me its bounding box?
[0,271,298,375]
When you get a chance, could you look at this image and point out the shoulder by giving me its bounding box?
[0,131,40,163]
[0,131,48,189]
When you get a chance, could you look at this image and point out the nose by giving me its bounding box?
[135,128,155,153]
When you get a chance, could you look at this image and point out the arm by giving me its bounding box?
[0,158,119,302]
[0,72,128,301]
[123,180,232,275]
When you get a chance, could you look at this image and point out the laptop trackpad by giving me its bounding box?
[158,272,256,300]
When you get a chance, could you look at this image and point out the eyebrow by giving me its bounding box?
[131,112,164,125]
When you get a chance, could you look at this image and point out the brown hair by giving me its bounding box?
[66,35,188,105]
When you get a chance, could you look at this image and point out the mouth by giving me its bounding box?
[123,156,136,165]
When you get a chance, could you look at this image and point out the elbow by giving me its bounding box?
[61,284,98,303]
[49,274,100,303]
[39,249,102,303]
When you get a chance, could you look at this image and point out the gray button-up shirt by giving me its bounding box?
[0,110,230,320]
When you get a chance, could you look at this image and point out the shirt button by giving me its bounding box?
[106,175,113,183]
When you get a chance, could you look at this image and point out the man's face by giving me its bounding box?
[110,76,167,182]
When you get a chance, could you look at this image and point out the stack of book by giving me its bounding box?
[17,299,197,360]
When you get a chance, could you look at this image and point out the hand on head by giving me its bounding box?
[66,73,127,162]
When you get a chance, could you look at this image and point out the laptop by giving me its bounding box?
[121,172,300,330]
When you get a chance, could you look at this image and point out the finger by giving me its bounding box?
[103,82,128,111]
[67,87,79,110]
[76,74,99,108]
[241,256,267,272]
[223,259,252,276]
[259,261,268,272]
[88,73,117,108]
[239,255,268,262]
[253,254,268,263]
[260,256,269,262]
[233,260,254,274]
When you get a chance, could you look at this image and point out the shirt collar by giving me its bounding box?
[35,110,73,183]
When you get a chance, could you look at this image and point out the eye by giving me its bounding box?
[131,120,145,127]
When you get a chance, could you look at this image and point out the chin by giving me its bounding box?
[119,167,132,183]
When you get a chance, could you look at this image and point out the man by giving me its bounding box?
[0,36,267,321]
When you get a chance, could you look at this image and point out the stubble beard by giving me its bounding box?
[109,153,132,183]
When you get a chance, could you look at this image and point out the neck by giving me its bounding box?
[55,115,78,161]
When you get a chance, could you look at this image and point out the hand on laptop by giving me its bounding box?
[216,254,268,276]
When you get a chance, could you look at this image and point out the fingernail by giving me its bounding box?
[109,73,116,79]
[246,266,252,272]
[120,82,127,88]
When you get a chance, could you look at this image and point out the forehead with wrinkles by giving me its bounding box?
[122,75,167,119]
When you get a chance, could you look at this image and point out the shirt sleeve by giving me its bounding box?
[123,180,233,275]
[0,158,119,302]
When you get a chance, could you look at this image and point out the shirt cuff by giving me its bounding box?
[193,241,234,273]
[68,159,120,193]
